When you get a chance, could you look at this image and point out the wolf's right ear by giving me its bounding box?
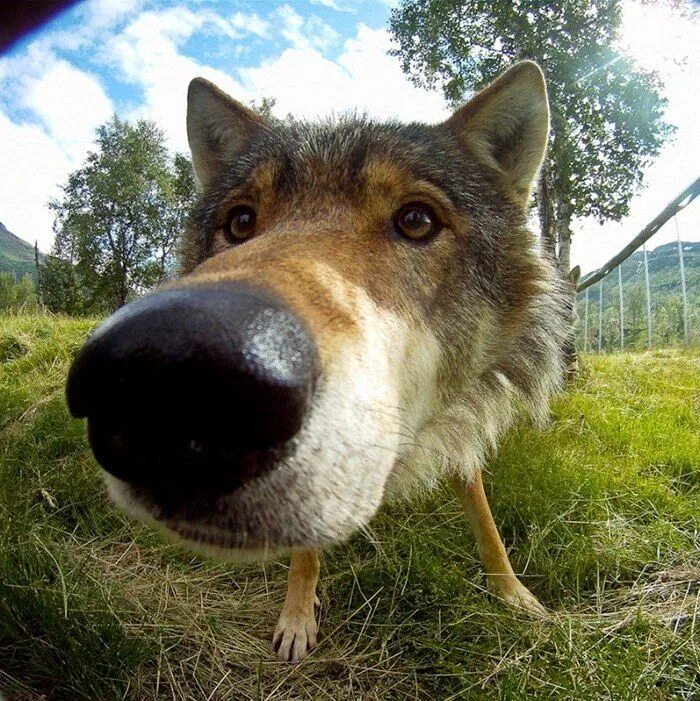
[444,61,549,207]
[187,78,269,189]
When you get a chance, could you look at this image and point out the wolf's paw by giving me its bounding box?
[273,605,318,663]
[499,581,548,617]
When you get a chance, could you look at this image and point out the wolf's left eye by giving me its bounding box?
[224,205,256,243]
[395,203,439,242]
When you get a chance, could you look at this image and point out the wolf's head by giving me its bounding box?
[66,62,568,559]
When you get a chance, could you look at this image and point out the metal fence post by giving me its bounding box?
[674,215,689,345]
[598,278,603,352]
[643,243,652,350]
[618,265,624,349]
[583,287,589,351]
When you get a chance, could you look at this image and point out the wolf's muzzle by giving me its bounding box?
[66,282,318,497]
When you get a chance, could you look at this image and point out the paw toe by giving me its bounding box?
[501,583,548,617]
[273,610,318,663]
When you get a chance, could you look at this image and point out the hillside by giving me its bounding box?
[578,240,699,306]
[0,222,43,282]
[576,240,700,347]
[0,315,698,700]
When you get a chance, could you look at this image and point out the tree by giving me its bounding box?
[44,116,197,315]
[249,96,277,120]
[0,273,37,313]
[389,0,674,271]
[38,255,85,316]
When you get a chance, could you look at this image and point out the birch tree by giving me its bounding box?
[45,116,197,314]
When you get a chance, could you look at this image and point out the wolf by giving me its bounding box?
[66,61,572,663]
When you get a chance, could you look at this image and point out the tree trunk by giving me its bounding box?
[34,241,43,307]
[554,198,577,379]
[556,200,572,274]
[537,164,556,257]
[116,227,129,309]
[117,269,128,309]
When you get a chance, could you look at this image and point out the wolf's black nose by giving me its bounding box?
[66,283,317,492]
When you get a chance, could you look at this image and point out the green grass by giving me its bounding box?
[1,314,698,700]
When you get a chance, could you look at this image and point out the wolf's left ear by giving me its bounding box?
[187,78,269,189]
[444,61,549,206]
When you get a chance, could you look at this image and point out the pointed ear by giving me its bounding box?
[187,77,269,189]
[444,61,549,206]
[569,265,581,287]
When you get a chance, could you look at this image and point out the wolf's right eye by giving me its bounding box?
[224,205,256,243]
[394,203,439,243]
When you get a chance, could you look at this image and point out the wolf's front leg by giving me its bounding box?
[273,547,320,662]
[450,471,546,616]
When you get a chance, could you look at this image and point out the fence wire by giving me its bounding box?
[578,177,698,352]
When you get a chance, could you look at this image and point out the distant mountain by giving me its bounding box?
[578,240,699,308]
[576,240,699,348]
[0,222,43,282]
[618,240,698,287]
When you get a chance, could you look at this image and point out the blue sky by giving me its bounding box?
[0,0,697,274]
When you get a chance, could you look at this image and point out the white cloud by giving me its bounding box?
[102,6,206,83]
[99,7,256,152]
[0,109,73,250]
[0,45,113,248]
[310,0,357,12]
[1,50,113,150]
[241,25,448,122]
[274,5,340,51]
[305,14,341,50]
[23,59,113,152]
[230,11,270,39]
[82,0,144,31]
[14,0,145,54]
[97,7,445,159]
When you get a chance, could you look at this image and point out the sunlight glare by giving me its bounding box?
[619,0,698,73]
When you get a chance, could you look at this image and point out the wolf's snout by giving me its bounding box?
[66,282,318,492]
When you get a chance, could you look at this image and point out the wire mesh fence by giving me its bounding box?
[575,178,699,352]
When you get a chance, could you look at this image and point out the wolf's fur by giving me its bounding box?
[563,265,582,378]
[97,62,573,661]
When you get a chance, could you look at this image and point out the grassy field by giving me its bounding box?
[0,314,698,700]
